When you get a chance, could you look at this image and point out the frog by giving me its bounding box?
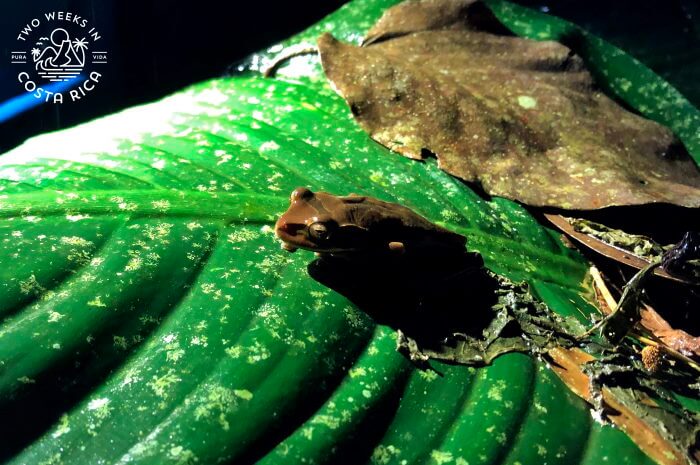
[275,187,506,369]
[274,187,467,258]
[275,187,602,371]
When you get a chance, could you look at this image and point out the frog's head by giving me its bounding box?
[275,187,370,254]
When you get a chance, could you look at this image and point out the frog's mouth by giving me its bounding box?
[274,229,301,252]
[274,220,314,253]
[275,227,354,254]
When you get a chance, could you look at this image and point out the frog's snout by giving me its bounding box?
[274,218,302,252]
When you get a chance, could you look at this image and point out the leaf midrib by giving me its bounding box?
[0,190,286,222]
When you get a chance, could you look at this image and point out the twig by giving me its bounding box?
[590,266,616,314]
[262,45,319,78]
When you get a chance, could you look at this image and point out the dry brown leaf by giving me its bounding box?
[641,305,700,358]
[318,0,700,209]
[544,214,686,282]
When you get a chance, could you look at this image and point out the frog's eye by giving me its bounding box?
[308,222,329,240]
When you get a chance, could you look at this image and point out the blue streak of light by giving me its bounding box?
[0,76,83,124]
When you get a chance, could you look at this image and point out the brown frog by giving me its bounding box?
[274,187,467,256]
[274,187,506,368]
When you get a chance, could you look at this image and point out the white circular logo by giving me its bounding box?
[10,11,108,104]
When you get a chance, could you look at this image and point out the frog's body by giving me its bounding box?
[276,187,495,370]
[275,187,466,256]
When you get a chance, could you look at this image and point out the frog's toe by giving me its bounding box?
[388,241,405,254]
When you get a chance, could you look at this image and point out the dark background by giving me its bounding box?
[0,0,698,154]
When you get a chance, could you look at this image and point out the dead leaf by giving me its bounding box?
[545,214,699,284]
[641,305,700,358]
[318,0,700,209]
[544,214,685,282]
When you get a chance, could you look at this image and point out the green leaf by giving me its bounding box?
[0,1,691,464]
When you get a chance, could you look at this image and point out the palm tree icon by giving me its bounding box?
[71,37,88,67]
[31,48,41,61]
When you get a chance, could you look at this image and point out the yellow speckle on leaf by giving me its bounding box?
[48,311,64,323]
[113,336,128,350]
[168,445,197,465]
[87,397,110,411]
[487,380,506,401]
[349,367,366,378]
[148,369,181,399]
[227,229,258,243]
[517,95,537,109]
[418,370,439,382]
[260,141,280,151]
[225,346,242,358]
[431,450,454,464]
[151,200,171,211]
[66,214,90,222]
[166,348,185,362]
[312,414,341,429]
[52,414,71,438]
[193,384,238,431]
[234,389,253,401]
[60,236,93,247]
[124,256,142,272]
[372,445,402,464]
[87,296,107,307]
